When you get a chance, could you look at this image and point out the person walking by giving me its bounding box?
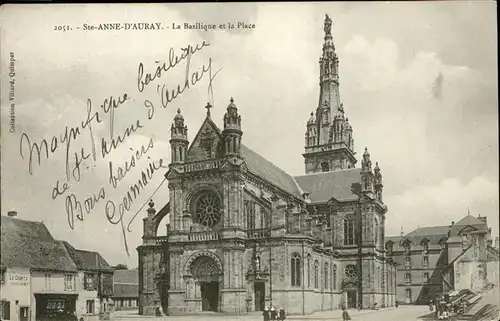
[263,307,270,321]
[342,308,351,321]
[270,306,277,320]
[278,307,286,321]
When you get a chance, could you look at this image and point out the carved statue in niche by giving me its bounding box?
[185,279,194,299]
[255,255,261,271]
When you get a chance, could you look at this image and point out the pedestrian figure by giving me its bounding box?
[279,307,286,321]
[342,308,351,321]
[270,306,277,320]
[395,301,399,308]
[263,307,270,321]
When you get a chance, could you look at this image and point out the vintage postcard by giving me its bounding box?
[0,3,498,321]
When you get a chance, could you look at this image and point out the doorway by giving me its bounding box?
[254,282,265,311]
[346,290,357,308]
[20,307,29,321]
[201,281,219,312]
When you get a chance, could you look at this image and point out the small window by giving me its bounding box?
[1,300,11,320]
[65,274,76,291]
[44,274,52,290]
[405,257,411,267]
[86,300,95,314]
[291,253,302,287]
[85,273,95,290]
[423,256,429,267]
[0,269,5,284]
[405,273,411,284]
[423,272,430,283]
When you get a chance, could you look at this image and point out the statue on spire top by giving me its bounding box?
[324,14,332,36]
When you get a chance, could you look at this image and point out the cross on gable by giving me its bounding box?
[205,102,213,117]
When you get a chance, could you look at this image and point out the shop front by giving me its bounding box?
[34,293,78,321]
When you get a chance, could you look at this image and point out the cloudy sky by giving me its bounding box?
[1,2,497,268]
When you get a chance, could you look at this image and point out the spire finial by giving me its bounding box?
[177,108,181,114]
[310,111,314,116]
[205,102,212,117]
[324,14,332,36]
[230,97,234,103]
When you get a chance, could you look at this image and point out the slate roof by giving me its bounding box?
[113,270,139,298]
[0,215,77,272]
[241,145,303,198]
[61,241,113,272]
[294,168,362,203]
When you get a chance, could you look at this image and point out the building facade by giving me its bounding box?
[138,15,396,316]
[0,212,114,321]
[62,242,114,319]
[386,213,499,305]
[113,269,139,310]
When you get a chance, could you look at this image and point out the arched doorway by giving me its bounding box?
[190,256,221,312]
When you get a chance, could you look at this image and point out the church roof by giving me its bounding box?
[294,168,361,203]
[241,144,303,198]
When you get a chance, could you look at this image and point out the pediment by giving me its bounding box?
[166,166,182,179]
[458,225,477,235]
[187,117,222,162]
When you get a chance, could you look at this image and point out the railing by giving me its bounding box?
[154,236,168,244]
[247,228,271,239]
[188,231,220,241]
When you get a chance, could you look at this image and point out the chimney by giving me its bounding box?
[477,215,487,224]
[400,226,404,237]
[7,210,17,217]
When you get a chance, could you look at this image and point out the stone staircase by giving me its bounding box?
[460,285,499,320]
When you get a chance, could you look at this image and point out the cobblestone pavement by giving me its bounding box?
[112,305,430,321]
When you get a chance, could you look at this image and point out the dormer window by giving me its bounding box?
[403,242,411,255]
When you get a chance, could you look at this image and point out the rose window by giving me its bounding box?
[345,264,358,278]
[193,191,221,227]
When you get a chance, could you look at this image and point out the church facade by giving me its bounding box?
[137,15,396,316]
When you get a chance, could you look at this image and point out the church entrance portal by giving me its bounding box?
[201,281,219,312]
[254,282,265,311]
[346,290,357,308]
[190,255,221,312]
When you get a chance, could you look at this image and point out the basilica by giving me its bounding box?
[137,15,396,316]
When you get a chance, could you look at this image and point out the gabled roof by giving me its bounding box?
[186,116,304,198]
[1,215,77,272]
[455,215,486,227]
[61,241,113,272]
[294,169,361,203]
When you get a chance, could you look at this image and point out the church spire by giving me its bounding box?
[303,14,357,174]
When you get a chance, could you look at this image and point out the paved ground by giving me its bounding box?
[112,305,431,321]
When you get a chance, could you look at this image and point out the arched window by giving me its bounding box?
[374,219,379,245]
[344,218,356,245]
[307,254,311,287]
[403,241,411,255]
[321,162,329,172]
[324,262,329,289]
[245,201,256,230]
[333,264,337,290]
[405,273,411,284]
[291,253,301,287]
[386,241,394,253]
[422,240,429,252]
[314,260,319,289]
[405,257,411,267]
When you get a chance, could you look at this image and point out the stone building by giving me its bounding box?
[386,213,499,305]
[138,15,396,316]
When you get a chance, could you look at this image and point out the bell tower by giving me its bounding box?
[303,14,357,174]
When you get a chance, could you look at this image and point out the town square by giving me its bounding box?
[1,2,498,321]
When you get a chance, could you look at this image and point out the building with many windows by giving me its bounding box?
[62,242,114,318]
[1,212,78,321]
[113,269,139,310]
[386,213,499,305]
[0,212,114,321]
[138,15,396,316]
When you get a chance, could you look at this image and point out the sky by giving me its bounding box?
[1,2,498,268]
